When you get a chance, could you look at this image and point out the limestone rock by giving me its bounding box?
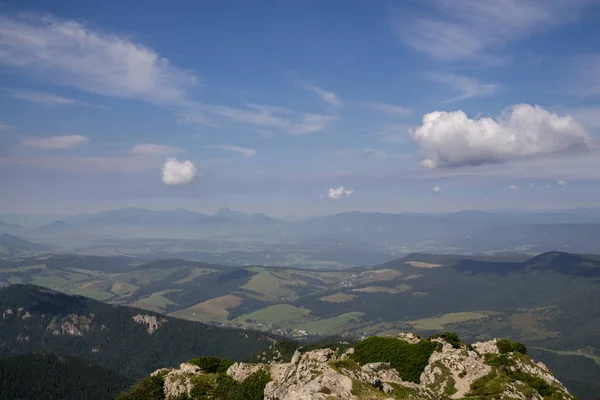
[132,314,166,334]
[227,362,265,382]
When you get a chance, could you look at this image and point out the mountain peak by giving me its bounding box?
[119,333,575,400]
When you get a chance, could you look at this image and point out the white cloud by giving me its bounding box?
[557,179,567,186]
[509,185,518,190]
[362,101,411,117]
[161,158,197,185]
[395,0,589,61]
[209,104,333,135]
[328,186,354,199]
[214,145,256,158]
[424,73,501,102]
[0,15,196,104]
[8,90,80,106]
[21,135,89,149]
[300,82,343,106]
[412,104,591,169]
[130,143,182,156]
[432,185,442,193]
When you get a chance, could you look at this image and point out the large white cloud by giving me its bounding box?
[161,158,196,185]
[412,104,591,169]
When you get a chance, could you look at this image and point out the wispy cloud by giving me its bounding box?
[130,143,183,156]
[214,145,256,158]
[21,135,89,150]
[300,82,343,106]
[570,54,600,98]
[509,184,518,190]
[424,72,501,102]
[362,101,411,118]
[7,89,85,107]
[394,0,589,61]
[432,185,442,193]
[334,148,386,159]
[557,179,567,186]
[208,104,334,135]
[0,15,197,104]
[373,124,413,143]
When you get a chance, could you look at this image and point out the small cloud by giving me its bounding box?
[509,185,518,190]
[21,135,89,149]
[528,183,536,188]
[130,143,182,156]
[362,101,411,118]
[214,145,256,158]
[8,90,80,106]
[300,82,343,107]
[412,104,591,169]
[161,158,197,185]
[557,179,567,186]
[328,186,353,199]
[432,185,442,193]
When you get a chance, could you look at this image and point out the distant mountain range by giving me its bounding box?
[3,207,600,258]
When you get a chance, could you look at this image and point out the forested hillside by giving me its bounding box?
[0,353,135,400]
[0,284,278,378]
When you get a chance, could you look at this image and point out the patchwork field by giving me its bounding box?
[170,295,243,322]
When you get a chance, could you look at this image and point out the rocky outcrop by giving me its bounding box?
[227,362,264,382]
[264,348,355,400]
[157,363,202,399]
[47,314,93,336]
[132,314,166,334]
[142,333,575,400]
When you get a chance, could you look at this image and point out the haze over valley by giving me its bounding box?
[2,0,600,399]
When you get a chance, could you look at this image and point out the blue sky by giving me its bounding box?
[1,0,600,217]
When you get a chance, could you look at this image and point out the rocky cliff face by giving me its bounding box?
[119,333,575,400]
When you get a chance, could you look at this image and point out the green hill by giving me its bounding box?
[0,284,278,378]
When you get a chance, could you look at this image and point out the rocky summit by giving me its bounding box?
[118,332,575,400]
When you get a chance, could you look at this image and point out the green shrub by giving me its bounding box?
[428,332,462,349]
[189,356,234,374]
[330,358,361,372]
[484,353,516,368]
[235,369,271,400]
[117,374,165,400]
[351,336,438,383]
[496,338,527,355]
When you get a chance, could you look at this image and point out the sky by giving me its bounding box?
[1,0,600,217]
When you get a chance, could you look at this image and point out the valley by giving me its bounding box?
[2,249,600,398]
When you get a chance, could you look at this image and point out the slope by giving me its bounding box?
[0,284,278,378]
[0,352,135,400]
